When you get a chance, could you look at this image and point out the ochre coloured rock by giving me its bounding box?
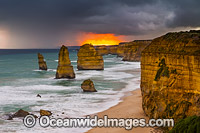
[13,109,29,118]
[77,44,104,70]
[94,40,151,61]
[122,40,151,61]
[38,53,48,70]
[96,45,118,55]
[40,109,52,116]
[107,45,118,55]
[56,45,75,79]
[141,30,200,122]
[95,45,109,56]
[81,79,97,92]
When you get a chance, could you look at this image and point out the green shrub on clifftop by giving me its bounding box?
[169,115,200,133]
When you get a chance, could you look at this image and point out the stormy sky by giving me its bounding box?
[0,0,200,48]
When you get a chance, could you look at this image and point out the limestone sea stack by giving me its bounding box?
[141,30,200,122]
[77,44,104,70]
[56,45,75,79]
[81,79,97,92]
[38,53,48,70]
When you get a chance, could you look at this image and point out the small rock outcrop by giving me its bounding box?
[81,79,97,92]
[4,109,37,120]
[38,53,48,70]
[141,30,200,122]
[13,109,29,118]
[40,109,52,116]
[77,44,104,70]
[56,45,75,79]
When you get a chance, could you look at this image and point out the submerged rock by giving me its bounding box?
[56,45,75,79]
[36,94,41,98]
[40,109,52,116]
[77,44,104,70]
[81,79,97,92]
[38,53,48,70]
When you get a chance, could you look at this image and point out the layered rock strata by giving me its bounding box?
[56,45,75,79]
[77,44,104,70]
[122,40,151,61]
[95,45,118,55]
[95,45,109,55]
[95,40,151,61]
[141,30,200,121]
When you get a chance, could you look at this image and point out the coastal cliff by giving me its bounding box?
[37,53,47,70]
[56,45,75,79]
[95,45,118,55]
[95,40,151,61]
[122,40,151,61]
[77,44,104,70]
[141,30,200,121]
[95,45,109,55]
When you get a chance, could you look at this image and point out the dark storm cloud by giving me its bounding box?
[163,0,200,27]
[0,0,199,48]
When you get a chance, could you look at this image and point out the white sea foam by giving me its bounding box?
[47,69,56,72]
[0,55,141,133]
[54,60,76,63]
[33,69,42,72]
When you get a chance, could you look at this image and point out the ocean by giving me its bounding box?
[0,49,141,133]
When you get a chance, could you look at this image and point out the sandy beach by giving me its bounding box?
[86,89,155,133]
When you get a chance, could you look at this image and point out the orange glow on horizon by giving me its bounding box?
[79,33,124,46]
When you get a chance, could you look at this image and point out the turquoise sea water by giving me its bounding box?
[0,49,141,133]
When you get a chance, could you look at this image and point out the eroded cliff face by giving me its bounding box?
[38,53,48,70]
[122,40,151,61]
[141,30,200,121]
[95,45,109,55]
[95,40,151,61]
[107,45,118,55]
[95,45,118,55]
[77,44,104,70]
[56,45,75,79]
